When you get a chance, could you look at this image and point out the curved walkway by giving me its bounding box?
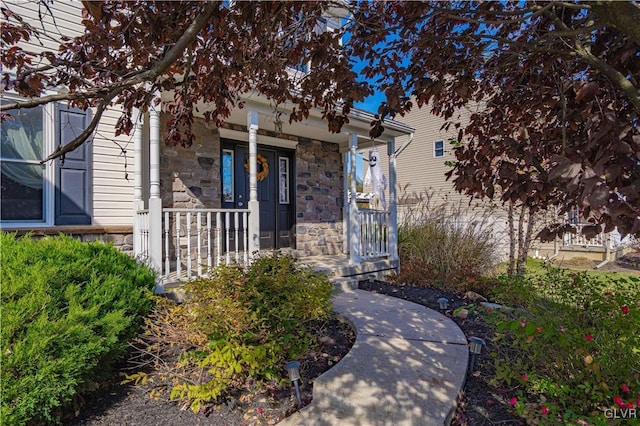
[278,281,469,426]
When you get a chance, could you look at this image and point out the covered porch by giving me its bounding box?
[131,94,414,286]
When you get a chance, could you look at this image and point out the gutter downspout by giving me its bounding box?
[394,132,414,157]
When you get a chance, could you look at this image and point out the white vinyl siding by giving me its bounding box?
[3,1,135,227]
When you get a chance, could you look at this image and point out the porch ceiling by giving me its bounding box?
[160,91,414,150]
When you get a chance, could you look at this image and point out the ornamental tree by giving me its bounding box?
[349,1,640,240]
[2,0,639,240]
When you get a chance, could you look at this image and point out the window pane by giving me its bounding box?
[279,158,289,204]
[1,105,44,161]
[222,150,234,202]
[1,162,44,220]
[434,140,444,157]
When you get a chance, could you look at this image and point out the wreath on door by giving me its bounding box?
[244,153,269,181]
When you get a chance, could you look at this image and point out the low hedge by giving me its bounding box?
[0,233,155,425]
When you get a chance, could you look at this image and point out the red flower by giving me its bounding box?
[585,334,593,342]
[509,397,518,406]
[521,373,527,382]
[536,326,542,333]
[628,402,635,409]
[520,320,526,328]
[487,307,493,313]
[621,305,630,315]
[614,395,625,408]
[256,407,265,415]
[541,406,549,415]
[622,384,630,393]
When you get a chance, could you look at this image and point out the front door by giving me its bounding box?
[221,140,294,250]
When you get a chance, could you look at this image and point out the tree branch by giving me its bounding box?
[42,94,110,163]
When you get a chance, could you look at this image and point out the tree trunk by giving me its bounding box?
[508,201,516,277]
[517,208,536,276]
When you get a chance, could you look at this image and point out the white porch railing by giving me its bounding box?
[358,208,390,259]
[135,208,250,282]
[134,209,150,260]
[563,223,611,249]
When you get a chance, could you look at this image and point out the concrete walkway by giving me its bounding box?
[277,281,469,426]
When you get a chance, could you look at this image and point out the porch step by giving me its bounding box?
[312,258,399,281]
[330,277,359,293]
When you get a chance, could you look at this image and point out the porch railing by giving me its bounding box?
[562,223,611,249]
[135,208,250,283]
[134,209,150,260]
[358,208,390,259]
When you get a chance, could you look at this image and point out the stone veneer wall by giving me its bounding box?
[158,115,345,257]
[160,113,222,209]
[295,138,344,256]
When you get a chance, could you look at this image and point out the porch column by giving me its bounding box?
[349,133,361,265]
[342,151,349,254]
[132,108,144,257]
[247,110,260,255]
[388,138,399,262]
[148,97,163,281]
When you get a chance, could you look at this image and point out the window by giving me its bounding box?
[434,140,445,158]
[0,100,92,226]
[1,105,45,221]
[222,149,234,202]
[279,157,289,204]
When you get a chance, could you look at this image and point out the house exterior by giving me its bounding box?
[1,1,415,285]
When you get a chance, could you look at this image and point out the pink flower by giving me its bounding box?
[622,384,630,393]
[621,305,630,315]
[520,320,526,328]
[541,406,549,415]
[585,334,593,342]
[614,395,625,408]
[559,325,565,334]
[521,373,527,382]
[509,397,518,406]
[628,402,635,409]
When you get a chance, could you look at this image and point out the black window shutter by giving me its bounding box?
[54,104,92,225]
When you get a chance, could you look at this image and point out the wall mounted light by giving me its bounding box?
[285,360,302,407]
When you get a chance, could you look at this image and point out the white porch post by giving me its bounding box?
[132,108,144,257]
[342,151,349,254]
[148,98,163,282]
[247,110,260,255]
[349,133,361,265]
[388,138,399,262]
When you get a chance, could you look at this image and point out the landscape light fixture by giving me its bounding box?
[437,297,449,310]
[285,360,302,407]
[468,336,486,373]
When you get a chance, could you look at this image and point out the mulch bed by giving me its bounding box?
[66,315,355,426]
[66,282,526,426]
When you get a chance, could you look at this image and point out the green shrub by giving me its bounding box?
[141,254,334,413]
[394,190,499,291]
[487,266,640,424]
[0,233,155,425]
